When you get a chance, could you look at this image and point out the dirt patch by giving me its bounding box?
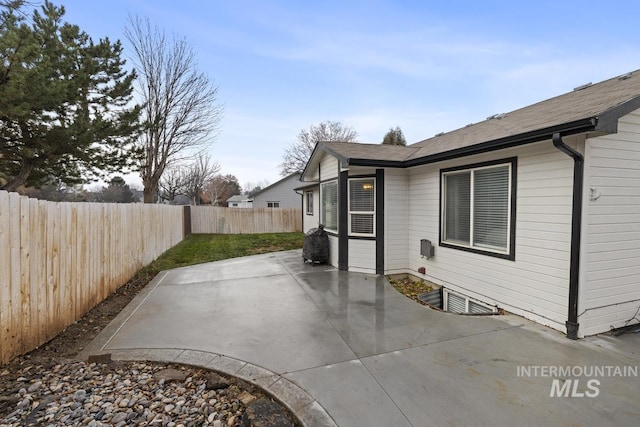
[387,274,437,306]
[0,273,153,390]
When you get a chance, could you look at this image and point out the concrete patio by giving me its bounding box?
[81,250,640,426]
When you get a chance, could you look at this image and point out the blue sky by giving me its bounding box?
[57,0,640,189]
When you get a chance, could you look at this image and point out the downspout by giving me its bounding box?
[552,133,583,340]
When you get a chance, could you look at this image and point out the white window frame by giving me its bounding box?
[267,201,280,208]
[441,160,514,257]
[443,289,497,314]
[305,191,313,215]
[320,180,338,233]
[348,177,375,237]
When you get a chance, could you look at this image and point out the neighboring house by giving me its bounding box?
[226,194,253,208]
[299,70,640,339]
[252,173,302,208]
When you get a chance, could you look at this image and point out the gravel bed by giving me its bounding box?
[0,360,268,427]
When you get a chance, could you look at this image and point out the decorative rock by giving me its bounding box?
[74,389,87,402]
[111,411,128,424]
[153,368,187,383]
[238,391,256,406]
[205,372,230,390]
[241,399,293,427]
[27,381,42,392]
[0,361,293,427]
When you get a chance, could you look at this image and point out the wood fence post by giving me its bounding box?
[183,205,192,237]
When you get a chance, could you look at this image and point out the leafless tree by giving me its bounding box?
[280,120,357,176]
[202,174,241,206]
[158,166,184,204]
[244,179,271,197]
[181,153,220,205]
[125,16,222,203]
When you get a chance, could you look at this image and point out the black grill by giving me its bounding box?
[302,225,329,264]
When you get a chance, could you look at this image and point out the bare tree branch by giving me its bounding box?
[158,166,184,204]
[202,174,241,206]
[125,16,222,203]
[280,120,357,176]
[181,153,220,205]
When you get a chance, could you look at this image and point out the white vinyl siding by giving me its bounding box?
[252,173,302,209]
[302,189,319,233]
[581,111,640,336]
[407,140,574,332]
[328,234,339,267]
[385,169,409,273]
[320,154,339,179]
[348,239,376,273]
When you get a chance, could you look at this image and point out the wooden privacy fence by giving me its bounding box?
[190,207,302,234]
[0,191,184,364]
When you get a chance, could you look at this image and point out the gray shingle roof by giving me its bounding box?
[316,70,640,166]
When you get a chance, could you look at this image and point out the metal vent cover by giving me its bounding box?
[444,289,497,314]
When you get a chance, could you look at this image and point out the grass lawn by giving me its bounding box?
[136,232,305,280]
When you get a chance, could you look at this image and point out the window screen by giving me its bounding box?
[441,161,513,256]
[305,191,313,215]
[349,178,375,236]
[444,172,471,244]
[321,180,338,232]
[473,166,509,250]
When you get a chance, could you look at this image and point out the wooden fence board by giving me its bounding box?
[0,192,11,360]
[190,206,302,234]
[8,193,22,361]
[0,191,185,364]
[1,194,307,364]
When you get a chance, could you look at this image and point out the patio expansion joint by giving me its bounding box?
[360,323,528,363]
[162,273,291,288]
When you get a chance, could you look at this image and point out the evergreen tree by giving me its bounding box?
[0,2,140,192]
[99,176,136,203]
[382,126,407,146]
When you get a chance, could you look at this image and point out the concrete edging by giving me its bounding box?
[96,348,337,427]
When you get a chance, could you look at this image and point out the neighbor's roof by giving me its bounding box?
[304,69,640,173]
[252,172,301,196]
[226,194,251,202]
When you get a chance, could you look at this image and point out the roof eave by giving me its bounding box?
[346,159,406,168]
[294,181,319,191]
[404,117,598,168]
[595,95,640,134]
[302,117,600,171]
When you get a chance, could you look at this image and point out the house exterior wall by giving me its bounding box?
[405,139,576,332]
[581,110,640,336]
[320,154,339,180]
[348,239,376,273]
[252,174,302,209]
[346,167,378,273]
[384,168,409,274]
[328,234,339,266]
[302,189,319,233]
[227,198,252,208]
